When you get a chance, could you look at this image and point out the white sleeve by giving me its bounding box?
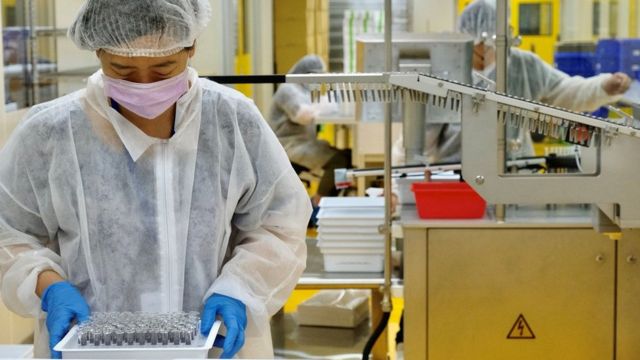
[203,103,311,337]
[0,119,65,318]
[542,73,623,112]
[291,105,317,126]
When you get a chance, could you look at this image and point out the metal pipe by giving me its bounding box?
[495,0,509,222]
[26,0,38,106]
[382,0,393,315]
[361,1,394,358]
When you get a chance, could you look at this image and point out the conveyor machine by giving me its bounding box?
[287,71,640,232]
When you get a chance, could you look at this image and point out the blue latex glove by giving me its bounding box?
[41,281,91,359]
[201,293,247,359]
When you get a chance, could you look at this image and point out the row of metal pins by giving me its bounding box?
[309,84,463,112]
[498,104,598,147]
[310,84,422,104]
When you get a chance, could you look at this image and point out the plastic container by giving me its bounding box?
[596,39,621,58]
[411,181,486,219]
[54,321,221,359]
[595,58,620,73]
[554,52,595,77]
[620,39,640,60]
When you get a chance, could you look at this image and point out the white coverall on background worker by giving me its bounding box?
[393,0,631,166]
[269,55,352,201]
[0,0,311,358]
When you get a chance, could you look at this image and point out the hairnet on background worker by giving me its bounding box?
[268,55,352,206]
[0,0,311,358]
[394,0,631,166]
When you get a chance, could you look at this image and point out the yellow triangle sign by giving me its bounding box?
[507,314,535,339]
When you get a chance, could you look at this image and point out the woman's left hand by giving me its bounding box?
[201,293,247,359]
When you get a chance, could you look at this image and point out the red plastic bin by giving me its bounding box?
[411,181,486,219]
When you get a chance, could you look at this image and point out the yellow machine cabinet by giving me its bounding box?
[402,211,640,360]
[458,0,560,64]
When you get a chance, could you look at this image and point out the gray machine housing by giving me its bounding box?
[355,32,473,164]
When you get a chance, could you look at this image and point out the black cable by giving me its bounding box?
[362,311,391,360]
[206,75,286,84]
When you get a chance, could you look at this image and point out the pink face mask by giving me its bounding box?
[103,69,190,120]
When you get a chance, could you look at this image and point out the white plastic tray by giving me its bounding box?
[316,208,384,220]
[54,321,221,359]
[319,246,385,254]
[318,197,384,208]
[317,226,381,234]
[323,254,384,272]
[318,240,384,249]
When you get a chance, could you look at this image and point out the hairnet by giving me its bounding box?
[457,0,497,41]
[288,55,325,74]
[68,0,212,57]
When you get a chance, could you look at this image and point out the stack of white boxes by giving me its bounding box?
[316,197,385,272]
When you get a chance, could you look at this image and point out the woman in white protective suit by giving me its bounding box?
[268,55,352,218]
[0,1,311,359]
[392,0,631,166]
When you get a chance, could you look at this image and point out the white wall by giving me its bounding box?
[248,0,274,115]
[561,0,594,42]
[411,0,456,33]
[191,0,233,76]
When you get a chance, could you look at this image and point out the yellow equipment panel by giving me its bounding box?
[402,223,640,360]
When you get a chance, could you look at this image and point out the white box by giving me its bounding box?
[297,290,370,328]
[55,321,221,359]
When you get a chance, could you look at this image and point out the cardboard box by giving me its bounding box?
[274,0,330,73]
[297,290,370,328]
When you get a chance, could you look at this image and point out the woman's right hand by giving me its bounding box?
[40,278,91,359]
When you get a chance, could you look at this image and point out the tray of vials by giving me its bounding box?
[54,312,221,359]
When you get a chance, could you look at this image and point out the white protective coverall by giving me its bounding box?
[0,67,311,358]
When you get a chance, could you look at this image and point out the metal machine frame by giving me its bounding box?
[287,71,640,231]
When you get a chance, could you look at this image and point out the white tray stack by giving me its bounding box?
[317,197,385,272]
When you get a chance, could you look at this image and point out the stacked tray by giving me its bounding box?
[317,197,384,272]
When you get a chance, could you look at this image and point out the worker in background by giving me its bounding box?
[0,0,310,358]
[393,0,632,166]
[269,55,352,219]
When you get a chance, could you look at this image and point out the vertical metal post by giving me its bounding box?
[382,0,393,314]
[495,0,508,222]
[25,0,40,106]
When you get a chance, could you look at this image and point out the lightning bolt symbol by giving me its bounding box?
[517,319,525,336]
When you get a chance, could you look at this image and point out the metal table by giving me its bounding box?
[294,238,401,360]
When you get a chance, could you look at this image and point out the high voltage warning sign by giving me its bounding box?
[507,314,535,339]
